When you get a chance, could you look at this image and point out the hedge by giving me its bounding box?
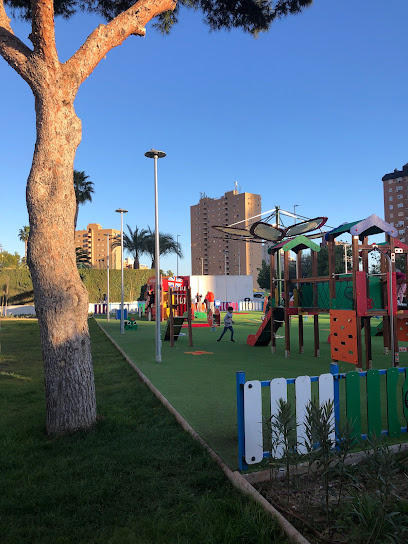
[0,268,154,305]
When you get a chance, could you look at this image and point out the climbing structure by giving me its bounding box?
[263,214,408,370]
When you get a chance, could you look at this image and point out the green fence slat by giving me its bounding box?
[346,372,361,438]
[402,369,408,426]
[386,368,400,438]
[367,369,382,438]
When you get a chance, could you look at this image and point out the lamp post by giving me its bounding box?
[224,251,228,304]
[177,234,181,277]
[201,257,204,275]
[294,204,299,225]
[293,205,299,279]
[115,208,128,334]
[238,247,241,275]
[104,234,110,322]
[145,148,166,363]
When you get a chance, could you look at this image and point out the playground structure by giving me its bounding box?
[164,285,193,347]
[146,275,191,321]
[247,214,408,370]
[145,275,196,346]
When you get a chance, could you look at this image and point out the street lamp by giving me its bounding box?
[294,204,299,225]
[115,208,128,334]
[238,247,241,275]
[224,251,228,304]
[177,234,181,277]
[103,234,111,322]
[201,257,204,275]
[145,148,166,363]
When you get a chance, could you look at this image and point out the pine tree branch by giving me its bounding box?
[64,0,176,89]
[0,0,33,80]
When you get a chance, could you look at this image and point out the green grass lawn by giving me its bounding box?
[0,319,289,544]
[97,311,406,469]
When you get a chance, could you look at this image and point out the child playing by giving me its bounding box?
[217,306,235,342]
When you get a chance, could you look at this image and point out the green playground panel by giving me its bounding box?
[387,368,401,438]
[299,275,383,311]
[402,372,408,426]
[344,368,408,441]
[367,369,382,438]
[345,372,361,438]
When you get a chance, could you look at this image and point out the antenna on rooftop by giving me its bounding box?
[234,181,238,195]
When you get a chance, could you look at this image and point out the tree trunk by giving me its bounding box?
[27,88,96,434]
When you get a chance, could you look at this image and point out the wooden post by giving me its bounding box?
[284,250,290,358]
[389,235,398,366]
[381,243,391,354]
[169,287,174,348]
[297,250,303,354]
[362,236,372,370]
[364,317,372,370]
[270,251,276,354]
[352,235,363,370]
[186,287,193,347]
[312,250,320,357]
[328,236,336,304]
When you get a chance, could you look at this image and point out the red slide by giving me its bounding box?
[247,308,284,346]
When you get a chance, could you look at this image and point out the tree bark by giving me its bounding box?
[27,84,97,434]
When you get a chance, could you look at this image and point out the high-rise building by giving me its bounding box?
[190,188,262,286]
[383,163,408,243]
[75,223,121,269]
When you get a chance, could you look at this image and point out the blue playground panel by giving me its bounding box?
[116,309,128,320]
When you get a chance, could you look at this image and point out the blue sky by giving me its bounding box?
[1,0,407,274]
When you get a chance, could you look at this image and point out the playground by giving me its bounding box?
[96,308,404,470]
[97,213,408,472]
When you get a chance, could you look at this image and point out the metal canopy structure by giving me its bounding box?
[211,206,328,244]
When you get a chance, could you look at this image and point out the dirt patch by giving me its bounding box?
[254,452,408,543]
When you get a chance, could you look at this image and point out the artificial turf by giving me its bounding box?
[97,311,405,469]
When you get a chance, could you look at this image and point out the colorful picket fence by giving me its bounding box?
[236,364,408,471]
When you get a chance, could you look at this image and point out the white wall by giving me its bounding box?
[3,305,36,316]
[189,275,254,303]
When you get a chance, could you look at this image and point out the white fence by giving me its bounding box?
[241,373,335,465]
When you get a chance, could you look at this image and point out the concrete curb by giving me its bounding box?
[94,318,310,544]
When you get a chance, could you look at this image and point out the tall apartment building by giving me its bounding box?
[383,162,408,243]
[75,223,121,269]
[190,188,262,287]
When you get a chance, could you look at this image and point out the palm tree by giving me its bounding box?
[145,227,183,270]
[75,247,92,269]
[73,170,94,230]
[111,225,149,269]
[18,225,30,260]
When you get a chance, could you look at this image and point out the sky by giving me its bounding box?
[1,0,408,275]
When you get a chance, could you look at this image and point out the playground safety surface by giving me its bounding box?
[97,312,400,470]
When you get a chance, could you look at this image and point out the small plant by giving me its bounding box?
[333,419,358,507]
[304,399,336,513]
[271,398,298,503]
[360,434,400,510]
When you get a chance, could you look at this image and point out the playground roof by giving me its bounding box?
[377,239,408,251]
[350,215,397,239]
[325,215,398,241]
[267,235,321,254]
[324,220,362,240]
